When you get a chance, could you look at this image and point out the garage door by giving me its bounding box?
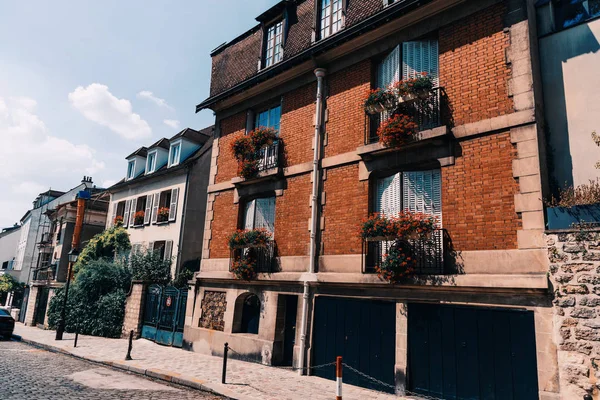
[312,296,396,392]
[408,303,539,400]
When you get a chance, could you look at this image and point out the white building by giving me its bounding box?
[0,225,20,274]
[107,127,214,277]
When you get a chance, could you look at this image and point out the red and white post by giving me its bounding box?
[336,356,342,400]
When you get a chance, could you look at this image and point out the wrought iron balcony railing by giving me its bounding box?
[364,87,448,145]
[229,240,277,274]
[361,229,448,275]
[256,140,280,172]
[33,264,57,281]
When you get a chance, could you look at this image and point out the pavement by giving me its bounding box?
[12,323,406,400]
[0,340,220,399]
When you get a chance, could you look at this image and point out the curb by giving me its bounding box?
[11,334,242,400]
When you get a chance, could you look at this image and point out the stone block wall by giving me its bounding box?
[199,291,226,331]
[547,231,600,399]
[122,282,146,339]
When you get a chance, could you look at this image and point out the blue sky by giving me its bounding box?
[0,0,276,227]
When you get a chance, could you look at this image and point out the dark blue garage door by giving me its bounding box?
[312,296,396,392]
[408,303,539,400]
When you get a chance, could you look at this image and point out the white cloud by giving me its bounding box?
[69,84,152,140]
[0,95,106,226]
[137,90,173,110]
[163,119,180,129]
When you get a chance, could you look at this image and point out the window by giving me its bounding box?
[146,151,157,174]
[255,105,281,132]
[377,40,439,90]
[169,142,181,166]
[264,20,284,68]
[319,0,343,39]
[131,196,147,227]
[243,197,276,234]
[1,261,7,270]
[127,160,135,180]
[553,0,600,30]
[151,188,179,224]
[148,240,173,262]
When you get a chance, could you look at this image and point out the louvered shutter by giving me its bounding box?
[377,45,400,89]
[123,200,131,228]
[402,40,439,86]
[148,241,154,253]
[151,193,160,224]
[110,203,117,227]
[144,195,152,225]
[255,197,276,234]
[164,240,173,262]
[129,198,138,227]
[244,200,256,230]
[168,188,179,222]
[375,173,402,217]
[403,170,443,272]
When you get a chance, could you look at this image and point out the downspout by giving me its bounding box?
[298,67,326,376]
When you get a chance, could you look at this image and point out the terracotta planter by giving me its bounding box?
[365,103,386,115]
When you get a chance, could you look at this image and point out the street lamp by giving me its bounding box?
[55,247,79,340]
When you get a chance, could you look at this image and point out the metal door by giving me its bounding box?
[408,303,539,400]
[312,296,396,392]
[34,287,49,327]
[141,285,187,347]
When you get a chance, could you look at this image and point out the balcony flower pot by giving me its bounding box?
[133,211,145,226]
[228,229,272,250]
[250,127,278,149]
[375,241,417,284]
[231,256,257,280]
[364,88,396,115]
[546,204,600,230]
[376,113,418,148]
[360,212,437,241]
[157,207,170,223]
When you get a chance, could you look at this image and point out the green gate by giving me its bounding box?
[141,284,187,347]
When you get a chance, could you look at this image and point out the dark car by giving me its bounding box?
[0,308,15,339]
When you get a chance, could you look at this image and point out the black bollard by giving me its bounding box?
[222,342,229,384]
[125,330,133,361]
[74,332,79,348]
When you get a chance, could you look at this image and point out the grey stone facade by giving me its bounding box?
[548,230,600,399]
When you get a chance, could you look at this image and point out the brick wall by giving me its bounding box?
[322,164,369,255]
[215,112,246,184]
[209,191,238,258]
[280,83,317,166]
[325,60,371,157]
[439,2,513,127]
[274,174,312,257]
[442,132,521,251]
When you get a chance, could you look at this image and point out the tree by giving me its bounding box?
[0,274,24,295]
[73,225,131,274]
[47,259,132,338]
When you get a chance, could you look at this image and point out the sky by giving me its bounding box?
[0,0,277,228]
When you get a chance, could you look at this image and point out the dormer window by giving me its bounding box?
[264,20,284,68]
[169,141,182,167]
[146,151,157,174]
[127,160,135,180]
[319,0,343,40]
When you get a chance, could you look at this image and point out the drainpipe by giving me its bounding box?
[298,67,326,376]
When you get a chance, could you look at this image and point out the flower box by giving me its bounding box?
[546,205,600,230]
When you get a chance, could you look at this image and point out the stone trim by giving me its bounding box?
[452,109,535,139]
[201,193,216,259]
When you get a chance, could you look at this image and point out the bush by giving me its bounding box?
[47,259,131,338]
[130,250,171,285]
[547,179,600,207]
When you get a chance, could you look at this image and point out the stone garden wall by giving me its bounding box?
[548,231,600,399]
[122,281,146,339]
[198,291,226,331]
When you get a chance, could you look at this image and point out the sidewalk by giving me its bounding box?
[13,324,407,400]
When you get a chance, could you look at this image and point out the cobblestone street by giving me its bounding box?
[0,340,220,400]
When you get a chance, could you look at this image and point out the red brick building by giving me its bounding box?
[185,1,557,398]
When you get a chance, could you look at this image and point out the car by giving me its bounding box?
[0,308,15,339]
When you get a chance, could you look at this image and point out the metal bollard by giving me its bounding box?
[336,356,342,400]
[125,330,133,361]
[222,342,229,384]
[74,332,79,348]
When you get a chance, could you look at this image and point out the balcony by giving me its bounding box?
[232,140,282,186]
[32,264,57,282]
[358,87,450,159]
[229,241,278,275]
[361,229,450,276]
[37,232,53,248]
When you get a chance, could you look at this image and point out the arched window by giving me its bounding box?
[234,293,261,334]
